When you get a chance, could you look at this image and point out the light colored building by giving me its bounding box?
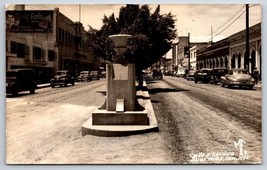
[6,6,95,83]
[197,23,261,79]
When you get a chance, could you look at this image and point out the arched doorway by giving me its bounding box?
[251,49,256,71]
[231,54,236,68]
[260,46,262,80]
[238,53,241,68]
[216,58,219,68]
[220,57,223,67]
[225,56,228,68]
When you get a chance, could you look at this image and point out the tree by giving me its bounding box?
[87,4,177,80]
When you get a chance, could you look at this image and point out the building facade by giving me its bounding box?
[196,23,261,79]
[6,7,95,83]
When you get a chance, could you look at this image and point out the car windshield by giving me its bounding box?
[233,70,248,74]
[189,71,196,74]
[56,71,67,75]
[201,70,210,73]
[6,71,18,77]
[80,71,89,75]
[230,70,248,75]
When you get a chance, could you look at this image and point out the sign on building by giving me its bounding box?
[6,10,53,33]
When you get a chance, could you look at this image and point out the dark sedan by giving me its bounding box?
[194,68,212,83]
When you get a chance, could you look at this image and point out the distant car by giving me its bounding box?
[100,71,106,78]
[50,70,75,88]
[186,70,197,81]
[194,68,212,83]
[152,70,163,80]
[77,71,90,82]
[208,67,228,84]
[220,68,255,89]
[176,69,186,77]
[6,68,37,96]
[90,71,100,80]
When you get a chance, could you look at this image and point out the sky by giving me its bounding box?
[6,4,261,43]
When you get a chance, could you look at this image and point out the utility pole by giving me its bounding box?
[245,4,250,72]
[188,32,190,71]
[74,22,80,78]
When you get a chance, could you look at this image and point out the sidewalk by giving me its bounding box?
[255,81,262,91]
[37,83,50,89]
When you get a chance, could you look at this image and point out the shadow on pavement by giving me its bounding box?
[148,88,188,94]
[96,91,106,96]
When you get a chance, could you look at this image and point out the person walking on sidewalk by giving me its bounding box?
[252,67,259,85]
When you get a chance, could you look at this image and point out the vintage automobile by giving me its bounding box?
[77,71,90,82]
[186,70,197,81]
[89,70,100,80]
[100,71,106,78]
[194,68,212,83]
[152,70,163,80]
[208,67,228,84]
[50,70,75,88]
[220,68,255,89]
[176,68,186,77]
[6,68,37,96]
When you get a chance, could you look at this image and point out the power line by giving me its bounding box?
[206,5,247,42]
[212,10,246,41]
[213,5,246,35]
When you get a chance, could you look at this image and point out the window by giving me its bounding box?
[11,41,17,53]
[17,43,25,58]
[58,28,62,42]
[10,41,26,58]
[33,46,42,61]
[62,29,65,43]
[48,50,55,61]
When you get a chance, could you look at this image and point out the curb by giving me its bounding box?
[37,84,51,89]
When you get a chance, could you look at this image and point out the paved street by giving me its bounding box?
[6,76,262,164]
[146,75,262,163]
[6,79,172,164]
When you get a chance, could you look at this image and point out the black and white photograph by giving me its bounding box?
[5,3,262,165]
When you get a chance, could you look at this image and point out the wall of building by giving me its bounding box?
[6,7,96,83]
[196,23,261,80]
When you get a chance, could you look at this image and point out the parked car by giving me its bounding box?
[77,71,90,82]
[194,68,212,83]
[152,70,163,80]
[89,70,100,80]
[208,67,228,84]
[220,68,255,89]
[100,71,106,78]
[176,68,186,77]
[186,70,197,81]
[50,70,75,88]
[6,68,37,96]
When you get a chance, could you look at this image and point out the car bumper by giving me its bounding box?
[50,80,67,85]
[229,81,255,86]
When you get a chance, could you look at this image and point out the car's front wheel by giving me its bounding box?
[12,90,18,96]
[248,86,254,90]
[30,88,35,94]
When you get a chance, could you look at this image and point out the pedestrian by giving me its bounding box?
[252,67,259,84]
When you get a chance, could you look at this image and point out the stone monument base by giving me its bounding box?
[81,82,158,137]
[92,110,149,125]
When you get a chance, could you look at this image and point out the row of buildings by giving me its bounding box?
[158,22,261,80]
[6,6,98,83]
[6,6,262,82]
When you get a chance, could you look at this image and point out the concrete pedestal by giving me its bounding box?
[106,63,136,111]
[82,82,158,137]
